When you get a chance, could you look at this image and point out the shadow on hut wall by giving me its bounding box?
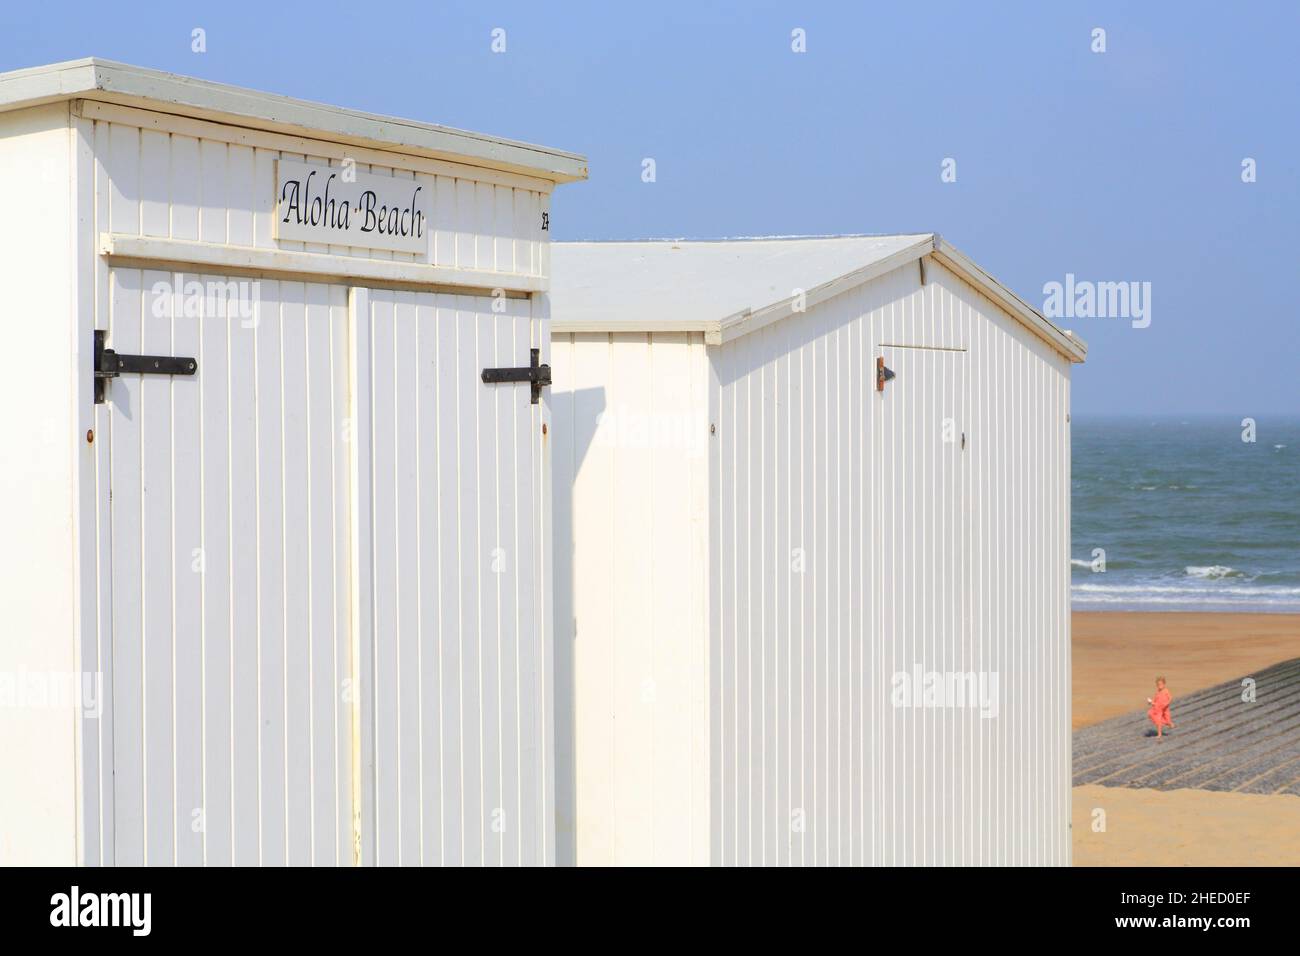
[551,383,606,866]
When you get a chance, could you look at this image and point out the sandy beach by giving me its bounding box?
[1072,611,1300,729]
[1073,783,1300,866]
[1072,611,1300,866]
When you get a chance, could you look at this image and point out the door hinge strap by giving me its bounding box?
[94,329,198,404]
[481,347,552,405]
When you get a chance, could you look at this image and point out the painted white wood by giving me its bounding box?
[355,289,551,866]
[557,246,1073,867]
[1,73,567,867]
[96,270,355,866]
[84,108,550,284]
[0,59,588,183]
[75,100,561,194]
[534,290,556,868]
[551,332,713,866]
[274,160,431,253]
[551,239,1086,364]
[100,235,547,294]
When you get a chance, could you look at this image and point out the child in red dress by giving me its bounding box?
[1147,676,1175,738]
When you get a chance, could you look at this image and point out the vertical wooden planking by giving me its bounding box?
[549,333,577,865]
[228,274,260,867]
[367,293,399,865]
[496,297,523,867]
[94,108,577,868]
[774,322,792,868]
[107,268,144,866]
[475,181,495,272]
[107,123,140,235]
[139,131,169,237]
[862,282,879,866]
[1063,364,1073,865]
[307,282,341,864]
[346,288,374,865]
[90,120,114,868]
[140,269,174,865]
[477,296,503,865]
[538,193,551,280]
[252,149,277,248]
[536,293,553,866]
[797,331,815,866]
[170,136,200,241]
[837,312,853,864]
[415,296,443,865]
[254,280,286,866]
[552,330,713,865]
[94,115,545,283]
[734,356,752,866]
[171,269,204,865]
[569,334,615,863]
[392,291,422,864]
[198,140,228,245]
[281,281,313,864]
[610,334,655,864]
[455,180,476,270]
[494,186,515,275]
[512,189,535,277]
[198,265,233,865]
[456,295,483,865]
[331,288,353,864]
[847,300,863,866]
[759,329,778,865]
[716,352,734,866]
[433,176,456,268]
[435,293,463,865]
[648,333,699,865]
[227,145,255,247]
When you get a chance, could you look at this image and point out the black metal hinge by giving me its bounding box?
[481,347,552,405]
[94,329,198,404]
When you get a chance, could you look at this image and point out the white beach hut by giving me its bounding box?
[550,235,1086,866]
[0,59,585,866]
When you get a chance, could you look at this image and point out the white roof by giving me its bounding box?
[551,234,1086,362]
[0,58,587,183]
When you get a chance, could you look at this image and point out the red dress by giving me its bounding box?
[1147,688,1173,728]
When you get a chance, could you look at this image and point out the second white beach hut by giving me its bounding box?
[549,234,1086,866]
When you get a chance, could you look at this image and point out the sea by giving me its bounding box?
[1072,417,1300,613]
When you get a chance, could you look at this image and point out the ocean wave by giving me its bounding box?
[1072,593,1300,611]
[1184,565,1241,579]
[1073,581,1300,597]
[1072,579,1300,611]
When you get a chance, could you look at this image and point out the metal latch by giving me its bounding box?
[876,356,896,392]
[94,329,198,404]
[481,348,551,405]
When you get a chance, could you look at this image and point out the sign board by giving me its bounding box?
[274,160,430,254]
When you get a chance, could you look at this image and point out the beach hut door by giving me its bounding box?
[874,344,970,863]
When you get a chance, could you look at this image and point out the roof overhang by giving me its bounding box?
[931,238,1087,363]
[552,234,1087,363]
[0,58,588,184]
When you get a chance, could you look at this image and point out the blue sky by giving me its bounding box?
[4,1,1296,415]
